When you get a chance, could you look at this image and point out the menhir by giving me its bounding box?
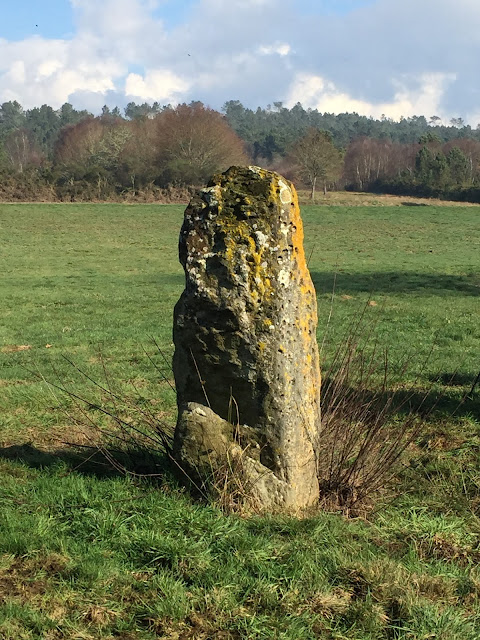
[173,166,321,512]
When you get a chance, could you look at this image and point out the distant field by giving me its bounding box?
[0,202,479,639]
[1,202,479,444]
[297,189,480,207]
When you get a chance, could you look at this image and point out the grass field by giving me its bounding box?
[0,202,479,639]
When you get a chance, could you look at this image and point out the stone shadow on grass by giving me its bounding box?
[320,375,480,424]
[311,271,480,296]
[0,442,172,480]
[433,371,480,388]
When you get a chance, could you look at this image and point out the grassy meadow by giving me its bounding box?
[0,201,479,639]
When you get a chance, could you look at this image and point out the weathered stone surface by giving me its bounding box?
[173,166,321,512]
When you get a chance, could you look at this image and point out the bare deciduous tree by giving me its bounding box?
[289,129,343,201]
[155,103,248,185]
[343,137,418,191]
[4,128,43,173]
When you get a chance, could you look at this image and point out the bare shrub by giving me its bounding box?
[41,312,439,516]
[37,346,175,479]
[317,304,432,514]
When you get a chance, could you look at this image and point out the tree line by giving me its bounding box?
[1,98,480,202]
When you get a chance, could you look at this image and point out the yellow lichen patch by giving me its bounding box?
[289,189,315,295]
[246,235,273,302]
[217,207,274,307]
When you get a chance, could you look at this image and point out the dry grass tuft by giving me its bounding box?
[1,344,32,353]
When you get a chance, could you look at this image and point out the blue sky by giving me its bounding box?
[1,1,74,40]
[0,0,373,40]
[0,0,477,124]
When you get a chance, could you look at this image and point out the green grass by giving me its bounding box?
[0,202,479,638]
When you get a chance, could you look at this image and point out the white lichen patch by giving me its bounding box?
[278,269,290,288]
[278,179,292,205]
[254,230,268,248]
[280,222,290,237]
[202,185,222,206]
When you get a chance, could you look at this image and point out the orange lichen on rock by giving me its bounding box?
[173,166,321,512]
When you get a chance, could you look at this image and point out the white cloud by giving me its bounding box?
[0,0,479,122]
[286,72,456,121]
[6,61,26,85]
[37,60,63,79]
[0,33,123,108]
[125,70,190,102]
[258,43,291,56]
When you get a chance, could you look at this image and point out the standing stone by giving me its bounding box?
[173,166,321,512]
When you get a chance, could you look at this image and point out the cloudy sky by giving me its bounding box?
[1,0,479,123]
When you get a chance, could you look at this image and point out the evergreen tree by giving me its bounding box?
[446,147,470,187]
